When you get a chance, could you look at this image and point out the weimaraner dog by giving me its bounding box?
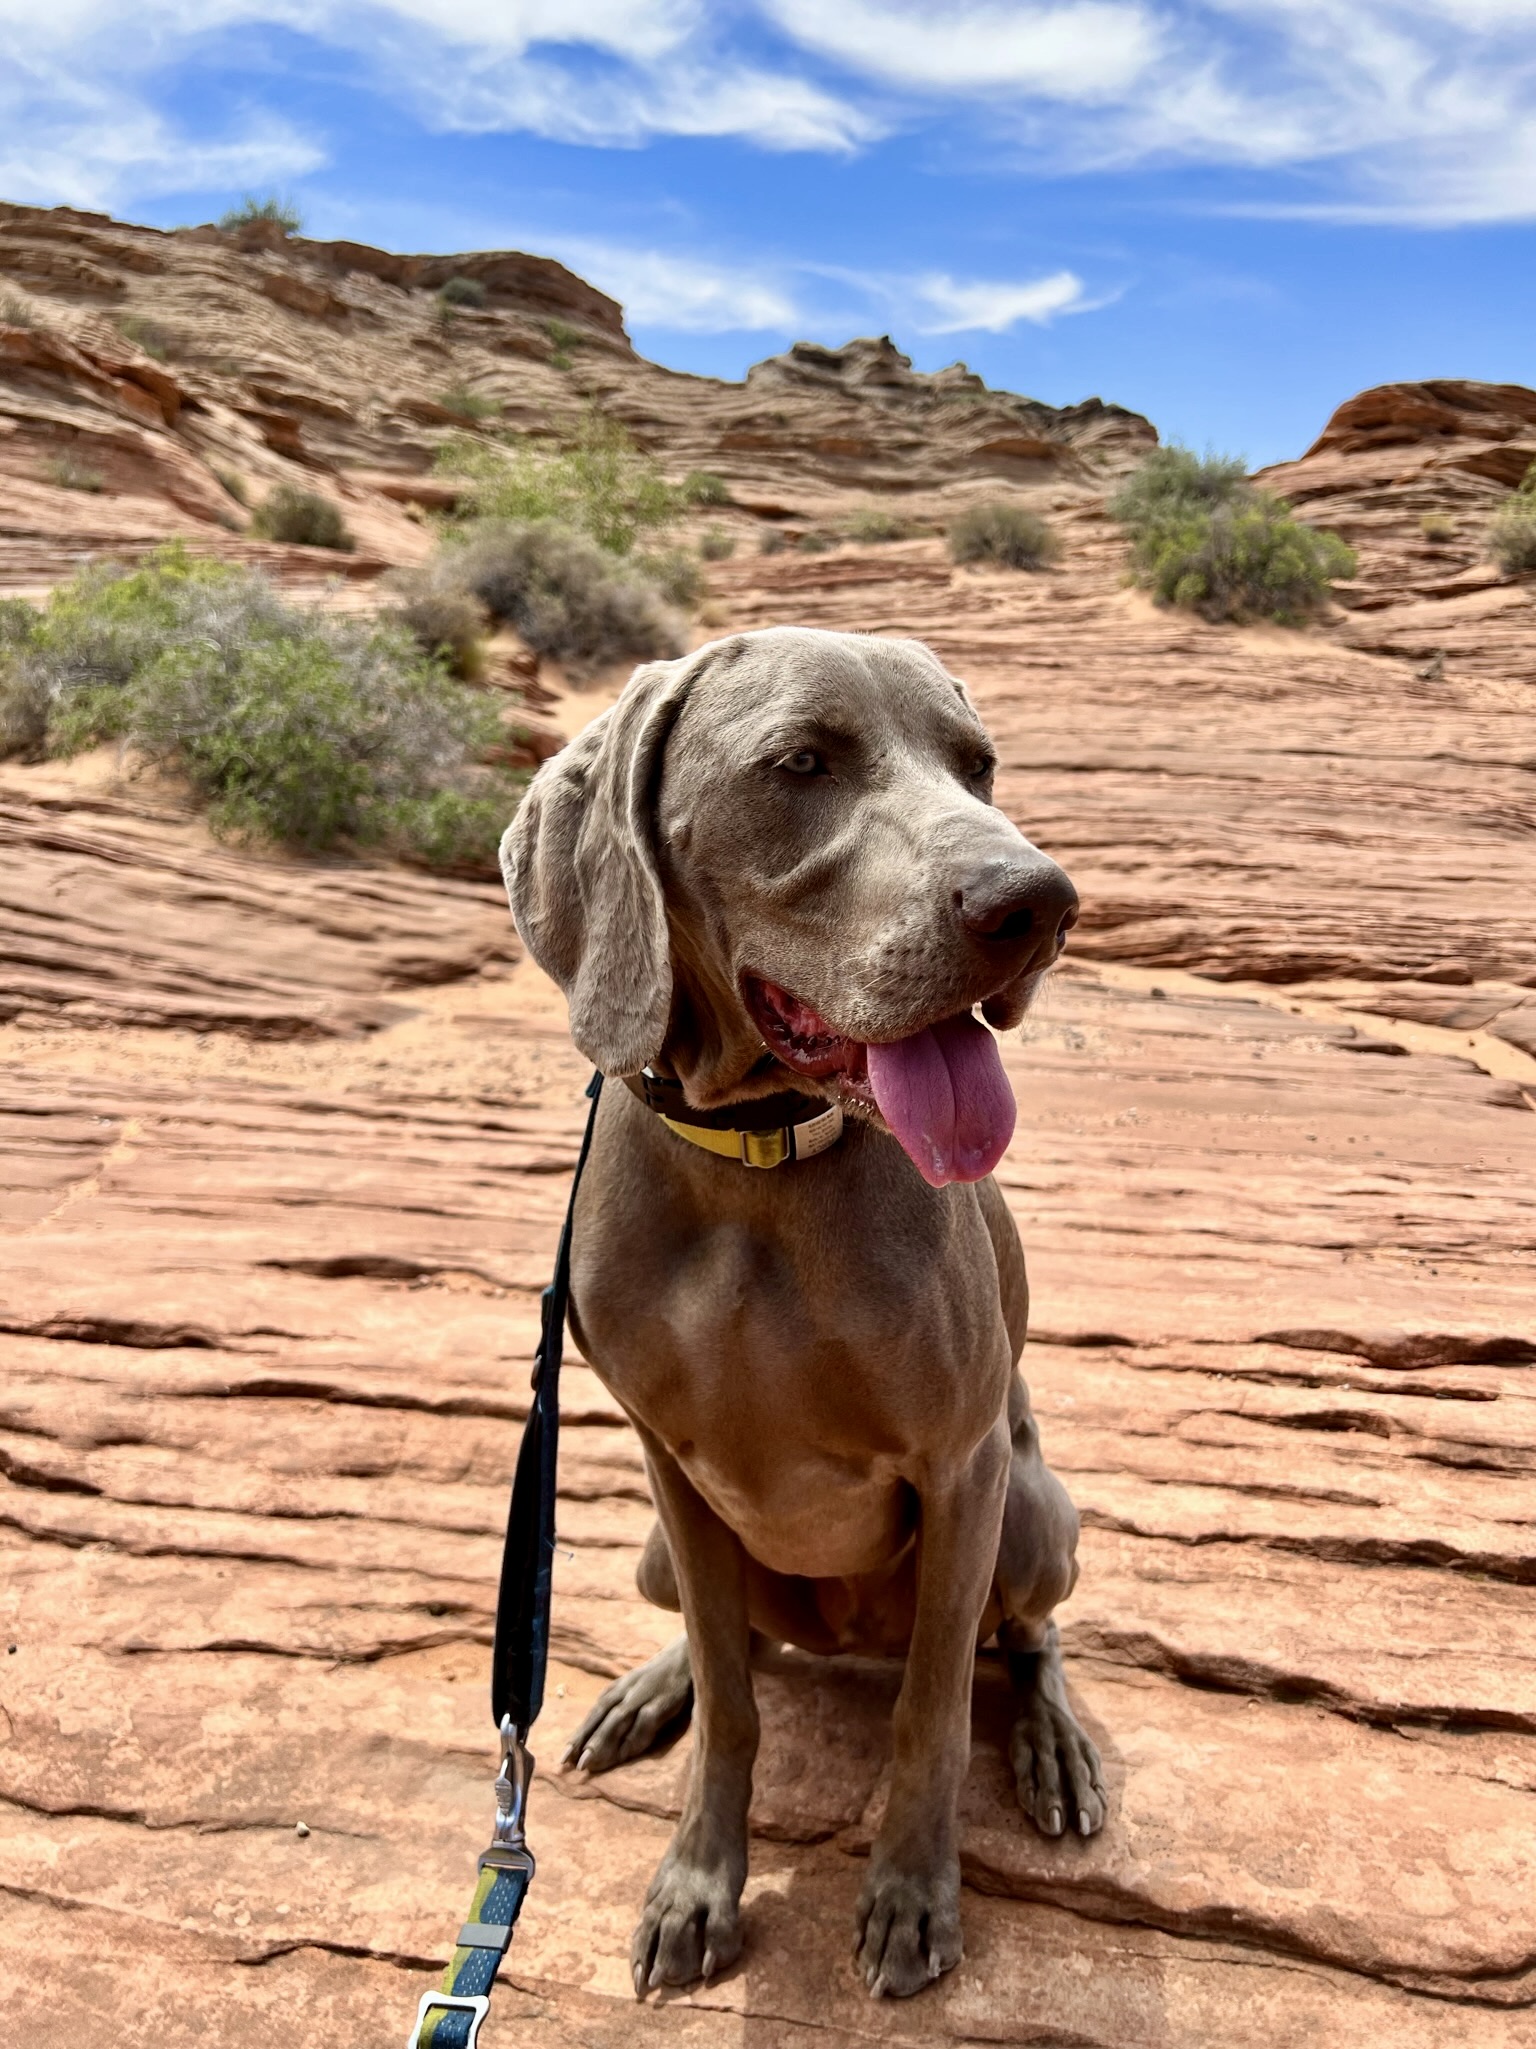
[503,626,1104,2001]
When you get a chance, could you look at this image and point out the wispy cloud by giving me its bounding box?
[909,270,1093,331]
[546,241,803,331]
[1,0,1534,223]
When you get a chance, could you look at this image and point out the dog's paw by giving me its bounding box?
[854,1859,963,1998]
[1011,1694,1107,1838]
[631,1850,743,1994]
[564,1637,693,1775]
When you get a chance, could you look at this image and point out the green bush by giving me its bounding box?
[682,471,731,507]
[212,467,249,507]
[2,292,36,327]
[758,528,787,555]
[544,318,583,354]
[437,383,501,424]
[219,194,302,236]
[798,531,834,555]
[698,525,736,562]
[1112,445,1353,623]
[118,313,177,361]
[1419,511,1457,543]
[445,521,683,675]
[250,485,355,551]
[949,501,1060,570]
[1489,495,1536,574]
[1131,495,1356,624]
[1109,446,1248,535]
[637,547,705,610]
[1487,464,1536,575]
[437,276,488,310]
[435,414,679,556]
[385,564,489,679]
[0,547,518,866]
[46,454,104,493]
[846,505,907,543]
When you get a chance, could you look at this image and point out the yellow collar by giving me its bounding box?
[657,1101,844,1169]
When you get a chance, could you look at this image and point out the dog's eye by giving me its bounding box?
[778,748,826,777]
[970,753,996,781]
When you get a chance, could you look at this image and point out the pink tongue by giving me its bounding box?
[865,1011,1016,1188]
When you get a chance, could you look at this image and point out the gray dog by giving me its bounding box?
[503,626,1104,2001]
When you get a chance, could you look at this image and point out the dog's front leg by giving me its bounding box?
[856,1415,1010,1998]
[630,1430,758,1995]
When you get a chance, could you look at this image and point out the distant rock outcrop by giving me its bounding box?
[0,202,1157,595]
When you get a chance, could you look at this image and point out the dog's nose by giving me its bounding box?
[957,856,1079,956]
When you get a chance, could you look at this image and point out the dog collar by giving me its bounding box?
[623,1069,844,1170]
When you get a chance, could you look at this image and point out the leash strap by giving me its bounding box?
[408,1071,604,2049]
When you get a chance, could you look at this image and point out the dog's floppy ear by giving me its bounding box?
[500,651,699,1074]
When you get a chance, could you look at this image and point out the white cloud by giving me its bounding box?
[0,54,322,211]
[2,0,1534,224]
[910,269,1091,331]
[416,58,881,153]
[548,242,803,330]
[765,0,1162,98]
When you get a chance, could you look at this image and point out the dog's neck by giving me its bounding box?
[657,950,811,1112]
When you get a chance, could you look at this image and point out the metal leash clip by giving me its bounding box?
[484,1715,534,1863]
[405,1721,536,2049]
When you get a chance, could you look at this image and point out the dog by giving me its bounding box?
[503,626,1103,2001]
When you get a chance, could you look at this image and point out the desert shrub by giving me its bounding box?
[846,505,907,543]
[118,314,177,361]
[0,597,46,756]
[2,292,35,327]
[758,528,787,555]
[1420,511,1457,543]
[949,501,1060,570]
[544,318,583,353]
[385,563,489,679]
[1487,464,1536,575]
[798,531,834,554]
[682,471,731,507]
[1130,495,1356,624]
[437,276,488,310]
[436,413,679,555]
[698,525,736,562]
[0,546,516,863]
[212,466,249,507]
[445,521,683,675]
[1112,445,1353,623]
[437,383,501,425]
[219,194,302,236]
[1110,446,1249,534]
[637,547,705,610]
[46,454,104,493]
[250,485,354,551]
[1489,495,1536,574]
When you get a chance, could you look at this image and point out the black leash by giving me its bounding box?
[408,1070,604,2049]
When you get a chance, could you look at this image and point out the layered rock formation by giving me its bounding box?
[1,208,1534,2049]
[0,202,1153,599]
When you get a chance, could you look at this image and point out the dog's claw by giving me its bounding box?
[632,1961,645,2000]
[702,1946,717,1985]
[1046,1803,1063,1836]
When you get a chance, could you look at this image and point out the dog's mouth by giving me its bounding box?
[740,973,1017,1188]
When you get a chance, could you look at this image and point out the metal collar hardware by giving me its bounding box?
[658,1100,843,1168]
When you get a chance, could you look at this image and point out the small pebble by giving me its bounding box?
[295,1820,311,1838]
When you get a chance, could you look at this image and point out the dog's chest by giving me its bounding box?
[569,1154,1011,1573]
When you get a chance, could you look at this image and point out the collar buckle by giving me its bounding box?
[740,1126,791,1169]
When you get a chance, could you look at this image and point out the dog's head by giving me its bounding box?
[503,627,1076,1185]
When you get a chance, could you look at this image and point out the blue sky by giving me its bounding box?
[3,2,1533,464]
